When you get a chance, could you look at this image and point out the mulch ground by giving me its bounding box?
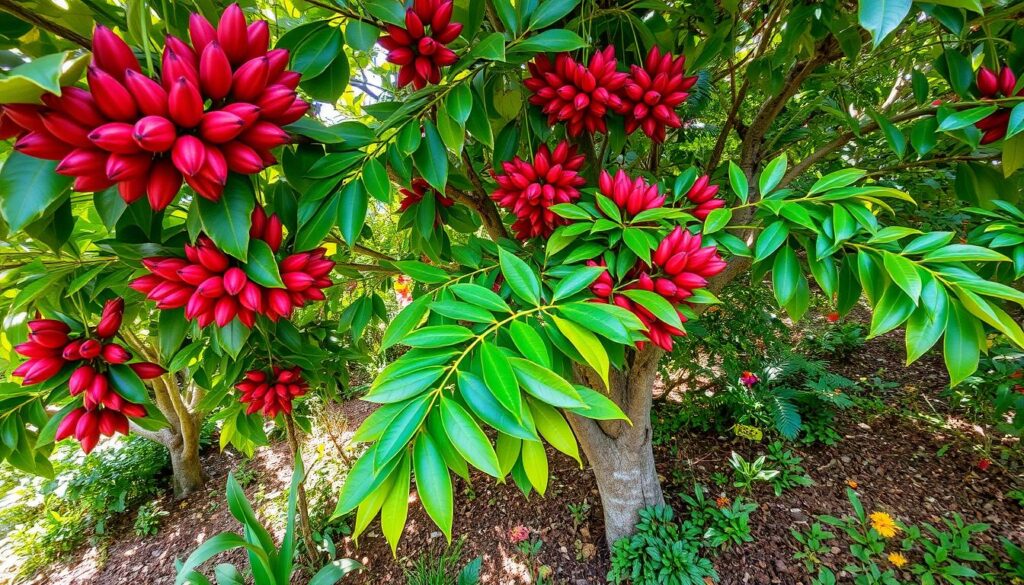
[21,314,1024,584]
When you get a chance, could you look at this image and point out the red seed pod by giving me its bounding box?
[56,148,108,176]
[79,339,102,359]
[132,115,177,152]
[120,402,147,418]
[171,135,207,176]
[101,343,131,364]
[162,48,200,91]
[90,122,142,154]
[21,357,65,385]
[214,296,238,326]
[3,103,47,133]
[197,241,230,272]
[166,35,198,65]
[14,341,59,359]
[130,361,167,379]
[223,141,265,173]
[223,267,248,296]
[998,66,1017,97]
[256,85,297,117]
[74,174,116,193]
[199,41,234,100]
[76,410,101,453]
[245,20,270,60]
[96,297,125,338]
[221,102,262,127]
[217,3,249,64]
[264,214,283,252]
[189,13,217,52]
[30,329,69,349]
[197,275,226,298]
[70,365,97,395]
[87,66,138,122]
[231,56,270,101]
[40,112,93,148]
[55,407,86,441]
[199,110,247,143]
[15,131,73,160]
[62,339,84,360]
[92,25,142,80]
[106,152,152,181]
[41,92,101,132]
[147,158,184,210]
[123,69,170,117]
[168,76,204,128]
[239,121,290,150]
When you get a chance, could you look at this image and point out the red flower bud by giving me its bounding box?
[147,158,184,210]
[96,298,125,338]
[217,3,249,64]
[90,122,141,154]
[199,41,234,100]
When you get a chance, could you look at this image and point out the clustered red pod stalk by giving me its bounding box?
[3,4,307,210]
[491,142,586,239]
[524,45,695,141]
[524,47,629,137]
[378,0,462,89]
[975,65,1022,144]
[13,299,166,453]
[621,47,697,143]
[684,175,724,220]
[398,177,455,226]
[130,207,335,328]
[597,169,665,218]
[235,365,308,417]
[587,226,726,351]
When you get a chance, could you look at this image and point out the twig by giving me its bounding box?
[0,0,91,48]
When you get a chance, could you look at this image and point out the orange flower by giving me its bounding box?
[870,512,900,538]
[715,496,731,509]
[846,480,858,489]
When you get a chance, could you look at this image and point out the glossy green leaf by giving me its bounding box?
[479,341,522,417]
[509,357,586,409]
[243,239,284,288]
[499,247,541,305]
[413,432,453,540]
[440,397,501,477]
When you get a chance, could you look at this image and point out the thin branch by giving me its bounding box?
[0,0,91,48]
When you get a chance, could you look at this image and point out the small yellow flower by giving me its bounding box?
[846,480,858,489]
[888,552,907,567]
[870,512,900,538]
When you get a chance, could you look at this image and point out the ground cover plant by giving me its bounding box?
[0,0,1022,582]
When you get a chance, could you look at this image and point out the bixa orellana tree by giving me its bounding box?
[0,0,1023,555]
[0,3,341,497]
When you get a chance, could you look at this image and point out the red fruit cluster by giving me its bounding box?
[13,299,165,453]
[975,65,1022,144]
[235,366,308,417]
[588,227,725,351]
[684,175,724,220]
[130,208,334,328]
[4,4,306,210]
[398,177,455,212]
[621,46,697,143]
[491,142,586,239]
[524,45,695,141]
[378,0,461,89]
[597,169,665,218]
[524,47,629,136]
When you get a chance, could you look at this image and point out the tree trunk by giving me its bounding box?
[168,434,205,498]
[567,345,665,546]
